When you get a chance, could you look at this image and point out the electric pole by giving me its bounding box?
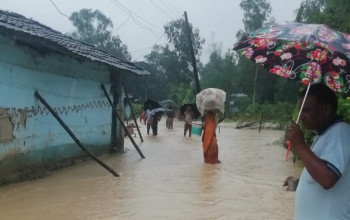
[184,11,201,94]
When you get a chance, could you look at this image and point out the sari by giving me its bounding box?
[202,111,220,164]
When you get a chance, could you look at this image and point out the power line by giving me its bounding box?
[48,0,70,19]
[150,0,174,20]
[112,15,130,33]
[112,0,164,31]
[159,0,181,17]
[162,0,182,15]
[132,35,165,60]
[109,0,164,38]
[109,0,163,38]
[131,35,165,53]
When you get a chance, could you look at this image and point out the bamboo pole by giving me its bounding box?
[123,84,144,142]
[34,91,119,177]
[101,84,145,159]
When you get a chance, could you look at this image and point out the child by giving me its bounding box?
[166,106,174,129]
[140,108,146,125]
[184,106,194,137]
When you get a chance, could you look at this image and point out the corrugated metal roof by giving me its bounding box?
[0,10,150,76]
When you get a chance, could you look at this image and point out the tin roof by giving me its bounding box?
[0,10,149,76]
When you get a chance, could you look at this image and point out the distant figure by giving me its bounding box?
[140,108,146,125]
[146,105,153,135]
[125,123,136,137]
[151,113,161,136]
[166,106,175,129]
[202,111,220,164]
[184,106,194,137]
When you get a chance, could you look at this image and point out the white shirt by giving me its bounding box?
[295,121,350,220]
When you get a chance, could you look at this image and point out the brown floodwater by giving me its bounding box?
[0,120,302,220]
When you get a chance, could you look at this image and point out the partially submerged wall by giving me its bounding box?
[0,34,121,184]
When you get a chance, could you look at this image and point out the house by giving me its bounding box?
[0,10,149,183]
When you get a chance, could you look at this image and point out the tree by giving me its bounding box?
[164,18,205,86]
[295,0,350,33]
[69,9,131,61]
[295,0,326,24]
[236,0,275,39]
[236,0,277,108]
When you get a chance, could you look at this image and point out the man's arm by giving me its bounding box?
[286,122,338,189]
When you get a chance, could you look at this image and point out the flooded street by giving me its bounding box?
[0,119,302,220]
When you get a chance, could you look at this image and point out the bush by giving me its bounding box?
[338,98,350,123]
[131,103,143,118]
[233,101,295,129]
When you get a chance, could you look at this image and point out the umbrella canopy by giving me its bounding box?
[233,22,350,93]
[150,107,171,116]
[160,99,178,110]
[180,103,201,119]
[196,88,226,120]
[144,99,161,110]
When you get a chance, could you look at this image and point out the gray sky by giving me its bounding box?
[1,0,303,63]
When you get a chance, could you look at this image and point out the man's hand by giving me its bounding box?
[283,176,299,191]
[285,121,306,148]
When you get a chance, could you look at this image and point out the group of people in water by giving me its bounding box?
[139,105,221,164]
[136,83,350,219]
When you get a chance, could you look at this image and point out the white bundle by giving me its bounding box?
[196,88,226,120]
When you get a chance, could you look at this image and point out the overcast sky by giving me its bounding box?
[1,0,303,63]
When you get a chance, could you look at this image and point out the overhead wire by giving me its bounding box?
[112,15,130,33]
[48,0,70,19]
[158,0,182,18]
[109,0,164,38]
[162,0,182,15]
[150,0,174,20]
[132,35,165,60]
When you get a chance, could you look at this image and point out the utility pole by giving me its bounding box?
[184,11,201,94]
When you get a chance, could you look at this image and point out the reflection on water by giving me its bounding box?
[0,120,302,220]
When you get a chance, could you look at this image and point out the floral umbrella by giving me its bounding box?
[233,22,350,94]
[234,22,350,161]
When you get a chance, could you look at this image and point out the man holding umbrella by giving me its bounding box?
[285,84,350,219]
[233,21,350,218]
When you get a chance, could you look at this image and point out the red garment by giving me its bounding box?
[140,109,146,123]
[202,112,220,164]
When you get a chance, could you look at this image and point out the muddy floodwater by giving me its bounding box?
[0,120,302,220]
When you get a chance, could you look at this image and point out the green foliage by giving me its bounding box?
[338,98,350,123]
[234,102,295,129]
[136,18,205,104]
[131,103,143,118]
[295,0,350,33]
[200,49,238,95]
[134,61,170,101]
[164,18,205,68]
[295,0,326,24]
[69,9,131,61]
[170,83,194,105]
[237,0,275,39]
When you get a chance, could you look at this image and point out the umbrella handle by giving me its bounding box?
[285,141,291,161]
[286,83,310,161]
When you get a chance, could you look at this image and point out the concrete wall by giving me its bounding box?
[0,34,121,179]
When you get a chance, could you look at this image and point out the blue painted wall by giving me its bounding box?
[0,34,122,177]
